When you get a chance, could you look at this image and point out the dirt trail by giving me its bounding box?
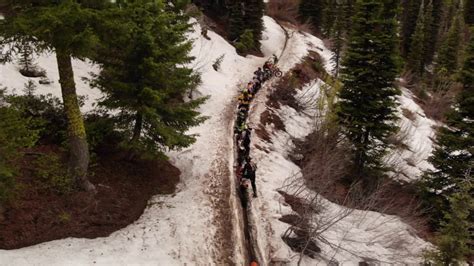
[233,43,291,266]
[208,20,291,265]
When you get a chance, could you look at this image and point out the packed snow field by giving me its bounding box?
[0,16,435,265]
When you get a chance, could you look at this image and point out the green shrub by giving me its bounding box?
[0,91,40,203]
[312,60,326,76]
[57,211,71,223]
[212,54,225,71]
[34,153,72,194]
[85,113,122,151]
[235,29,255,54]
[4,82,67,145]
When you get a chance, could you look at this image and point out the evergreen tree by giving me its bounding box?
[436,14,463,75]
[401,0,421,58]
[243,0,264,46]
[337,0,401,185]
[235,29,255,53]
[228,0,246,41]
[227,0,263,48]
[407,1,426,77]
[299,0,324,31]
[0,1,111,192]
[17,41,38,77]
[322,0,337,36]
[422,0,435,65]
[444,0,462,31]
[428,184,473,265]
[421,33,474,226]
[91,0,206,158]
[465,0,474,25]
[331,1,349,77]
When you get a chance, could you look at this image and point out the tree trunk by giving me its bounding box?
[127,112,143,161]
[130,112,143,144]
[56,50,95,192]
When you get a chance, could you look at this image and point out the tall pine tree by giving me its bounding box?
[421,0,435,66]
[331,0,349,77]
[244,0,264,47]
[299,0,324,31]
[0,0,112,192]
[427,184,473,264]
[91,0,206,158]
[228,0,246,41]
[420,32,474,226]
[436,14,463,75]
[227,0,263,48]
[465,0,474,25]
[401,0,421,58]
[337,0,401,185]
[407,1,426,77]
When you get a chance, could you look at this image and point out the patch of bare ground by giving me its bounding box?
[0,143,180,249]
[206,103,236,265]
[206,150,234,265]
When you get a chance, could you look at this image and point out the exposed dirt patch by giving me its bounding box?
[206,103,237,265]
[0,146,180,249]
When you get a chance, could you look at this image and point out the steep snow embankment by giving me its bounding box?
[386,88,438,182]
[0,16,305,265]
[247,39,434,264]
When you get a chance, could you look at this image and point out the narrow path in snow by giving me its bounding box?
[231,39,290,265]
[233,20,294,264]
[232,65,272,265]
[275,21,290,60]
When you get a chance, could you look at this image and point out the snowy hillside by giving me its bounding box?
[248,80,433,264]
[0,16,309,265]
[0,14,437,266]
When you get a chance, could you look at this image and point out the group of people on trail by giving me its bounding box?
[235,55,279,201]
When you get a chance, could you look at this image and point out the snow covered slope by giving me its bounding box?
[248,84,433,265]
[246,40,434,265]
[0,14,436,265]
[386,88,438,182]
[0,16,304,265]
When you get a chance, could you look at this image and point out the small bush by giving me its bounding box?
[17,42,46,78]
[235,29,255,54]
[0,89,40,203]
[0,169,15,205]
[57,211,71,223]
[85,113,122,151]
[34,153,72,194]
[6,82,67,144]
[212,54,225,71]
